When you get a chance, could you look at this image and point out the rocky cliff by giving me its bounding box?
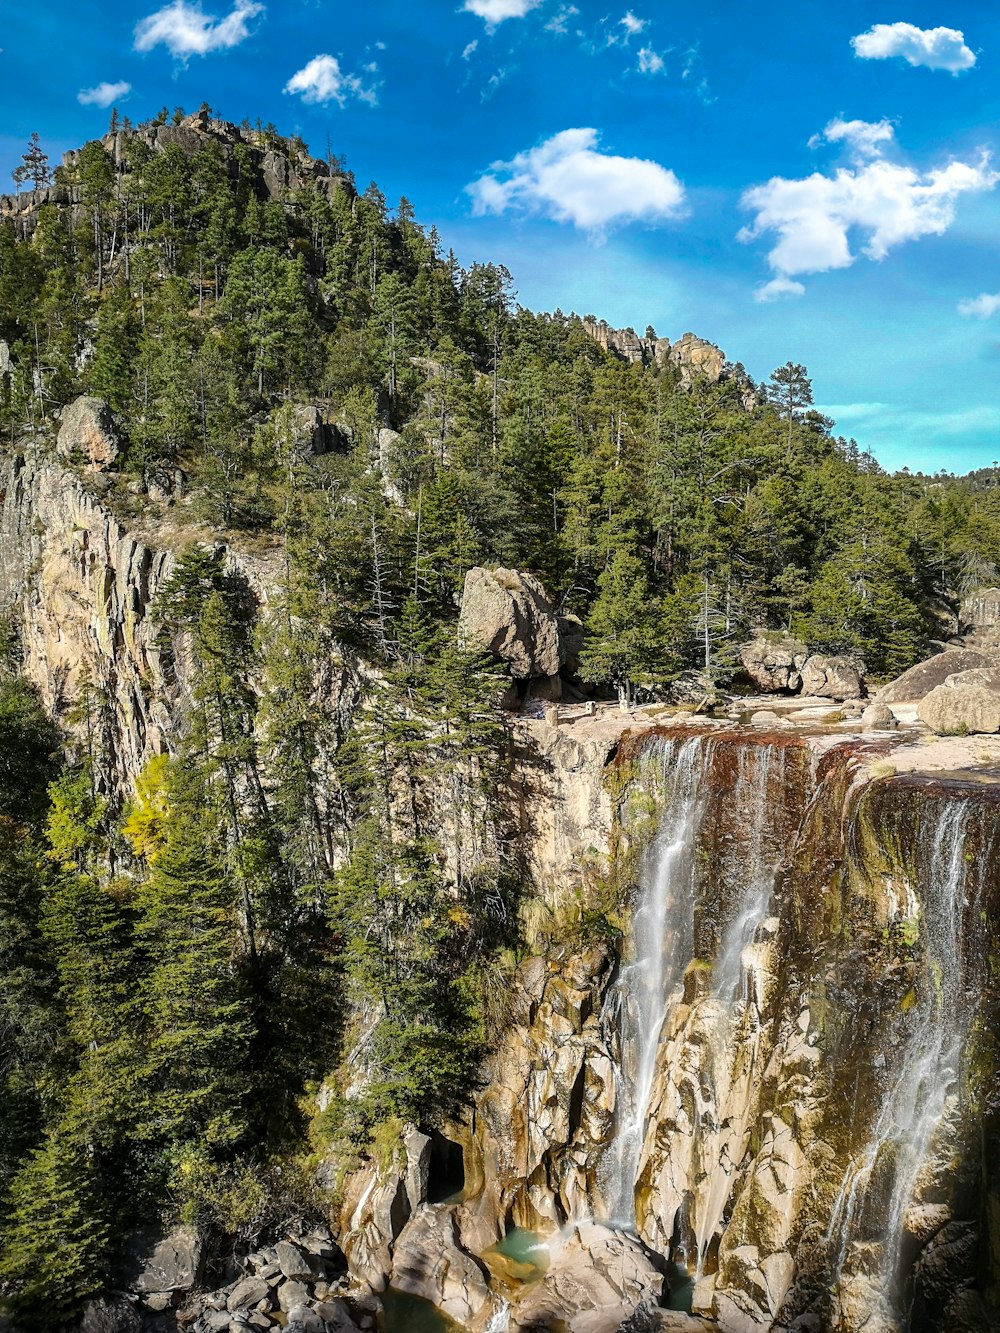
[3,436,1000,1333]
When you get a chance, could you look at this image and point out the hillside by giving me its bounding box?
[2,107,1000,1332]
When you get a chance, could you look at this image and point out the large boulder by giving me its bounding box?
[917,668,1000,735]
[799,654,864,700]
[56,396,123,471]
[390,1204,494,1328]
[123,1225,202,1294]
[878,648,998,704]
[960,588,1000,646]
[458,567,562,679]
[738,637,809,693]
[508,1222,664,1333]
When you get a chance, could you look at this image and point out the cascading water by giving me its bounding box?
[829,795,987,1323]
[712,742,785,1012]
[600,734,792,1236]
[600,734,708,1227]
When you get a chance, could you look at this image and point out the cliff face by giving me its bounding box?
[2,449,998,1332]
[0,450,190,776]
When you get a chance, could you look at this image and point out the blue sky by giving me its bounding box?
[2,0,999,474]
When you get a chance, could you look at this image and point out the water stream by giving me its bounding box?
[600,734,708,1226]
[829,797,984,1319]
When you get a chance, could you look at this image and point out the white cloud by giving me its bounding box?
[958,292,1000,318]
[134,0,262,58]
[620,11,646,38]
[463,0,540,27]
[545,4,578,33]
[818,117,895,160]
[462,39,478,59]
[284,54,377,106]
[740,152,997,289]
[755,276,806,303]
[851,22,975,73]
[467,127,685,231]
[637,46,663,74]
[78,81,132,107]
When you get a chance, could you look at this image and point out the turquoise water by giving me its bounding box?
[485,1226,549,1282]
[378,1287,467,1333]
[663,1259,695,1312]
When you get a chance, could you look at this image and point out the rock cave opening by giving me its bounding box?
[426,1130,466,1205]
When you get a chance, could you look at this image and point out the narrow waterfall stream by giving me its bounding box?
[829,795,990,1323]
[600,734,708,1226]
[600,733,791,1236]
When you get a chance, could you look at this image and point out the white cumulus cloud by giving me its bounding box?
[851,22,975,73]
[740,151,997,291]
[134,0,263,58]
[463,0,540,27]
[284,54,377,106]
[467,127,685,232]
[958,292,1000,318]
[619,11,646,38]
[637,46,664,74]
[755,276,806,303]
[818,117,896,160]
[78,81,132,107]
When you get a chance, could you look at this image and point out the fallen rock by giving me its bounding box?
[227,1277,270,1311]
[799,654,864,700]
[509,1222,664,1333]
[56,396,124,471]
[750,710,791,730]
[738,637,808,693]
[877,648,997,704]
[917,669,1000,735]
[275,1240,316,1281]
[458,567,562,679]
[390,1204,493,1329]
[860,701,897,730]
[124,1226,202,1295]
[80,1300,142,1333]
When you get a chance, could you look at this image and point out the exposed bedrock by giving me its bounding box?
[414,729,1000,1333]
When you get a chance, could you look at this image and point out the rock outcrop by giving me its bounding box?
[960,587,1000,647]
[917,667,1000,735]
[738,638,864,700]
[507,1222,664,1333]
[458,566,584,702]
[56,396,123,471]
[389,1205,494,1328]
[739,637,809,692]
[878,647,998,703]
[799,653,864,700]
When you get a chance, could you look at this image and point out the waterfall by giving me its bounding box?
[600,734,708,1227]
[829,797,985,1319]
[712,742,784,1011]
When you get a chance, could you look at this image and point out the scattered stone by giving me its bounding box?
[275,1241,315,1281]
[80,1300,142,1333]
[227,1278,270,1312]
[56,395,124,471]
[861,701,897,730]
[508,1221,663,1333]
[277,1280,310,1312]
[750,710,791,729]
